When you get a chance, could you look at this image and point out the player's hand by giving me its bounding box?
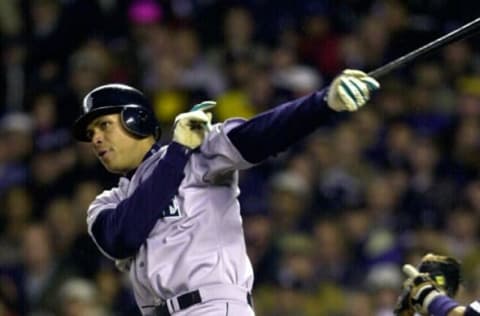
[327,69,380,112]
[189,100,216,113]
[173,110,211,149]
[401,264,446,315]
[189,100,216,131]
[394,283,416,316]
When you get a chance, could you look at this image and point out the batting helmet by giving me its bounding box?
[73,84,160,142]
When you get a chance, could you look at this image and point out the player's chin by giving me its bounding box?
[101,160,125,174]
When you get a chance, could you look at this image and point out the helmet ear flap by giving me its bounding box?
[120,106,161,139]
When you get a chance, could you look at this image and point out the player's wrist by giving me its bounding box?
[427,294,459,316]
[169,142,195,165]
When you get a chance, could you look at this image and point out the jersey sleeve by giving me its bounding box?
[199,118,256,181]
[227,89,344,163]
[86,187,124,261]
[87,142,191,260]
[194,89,344,178]
[427,295,460,316]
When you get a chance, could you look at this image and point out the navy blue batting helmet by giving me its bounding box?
[73,84,160,142]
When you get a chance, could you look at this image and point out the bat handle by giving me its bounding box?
[368,63,398,78]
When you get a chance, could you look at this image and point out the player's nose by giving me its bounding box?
[90,129,104,145]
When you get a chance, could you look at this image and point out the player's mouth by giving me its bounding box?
[98,149,109,158]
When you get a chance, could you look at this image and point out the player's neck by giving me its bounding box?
[123,137,157,177]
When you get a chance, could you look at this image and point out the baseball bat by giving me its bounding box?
[368,16,480,78]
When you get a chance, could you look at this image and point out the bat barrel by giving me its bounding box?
[368,17,480,79]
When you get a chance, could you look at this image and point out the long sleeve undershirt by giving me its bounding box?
[227,89,344,163]
[91,142,191,259]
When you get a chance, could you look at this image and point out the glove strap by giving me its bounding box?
[466,301,480,316]
[428,295,459,316]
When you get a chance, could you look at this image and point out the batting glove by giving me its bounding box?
[394,286,416,316]
[173,110,211,149]
[189,100,216,131]
[402,264,446,315]
[327,69,380,112]
[189,100,217,112]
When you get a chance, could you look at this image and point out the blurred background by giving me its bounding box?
[0,0,480,315]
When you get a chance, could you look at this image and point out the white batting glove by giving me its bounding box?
[189,100,216,130]
[173,110,211,149]
[402,264,446,315]
[189,100,217,113]
[327,69,380,112]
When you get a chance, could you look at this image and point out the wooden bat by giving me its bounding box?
[368,17,480,78]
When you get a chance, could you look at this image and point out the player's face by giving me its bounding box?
[86,114,151,174]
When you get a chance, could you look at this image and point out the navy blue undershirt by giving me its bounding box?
[227,89,342,163]
[91,142,191,259]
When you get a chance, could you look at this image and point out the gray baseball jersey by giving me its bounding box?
[87,89,338,315]
[87,119,255,314]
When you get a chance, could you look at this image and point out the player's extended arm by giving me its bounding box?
[227,69,379,163]
[405,279,472,316]
[398,264,480,316]
[91,142,191,259]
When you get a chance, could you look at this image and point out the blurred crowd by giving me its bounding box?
[1,0,480,315]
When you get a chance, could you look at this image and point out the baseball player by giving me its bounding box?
[394,253,480,316]
[72,69,379,316]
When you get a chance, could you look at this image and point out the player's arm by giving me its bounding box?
[450,306,466,316]
[434,302,480,316]
[90,142,191,259]
[405,286,473,316]
[89,112,209,259]
[395,257,480,316]
[227,69,379,163]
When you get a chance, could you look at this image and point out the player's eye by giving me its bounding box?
[99,121,112,130]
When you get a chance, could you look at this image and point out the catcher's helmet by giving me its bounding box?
[73,84,160,142]
[418,255,462,297]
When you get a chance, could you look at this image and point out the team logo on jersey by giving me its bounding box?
[161,198,181,218]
